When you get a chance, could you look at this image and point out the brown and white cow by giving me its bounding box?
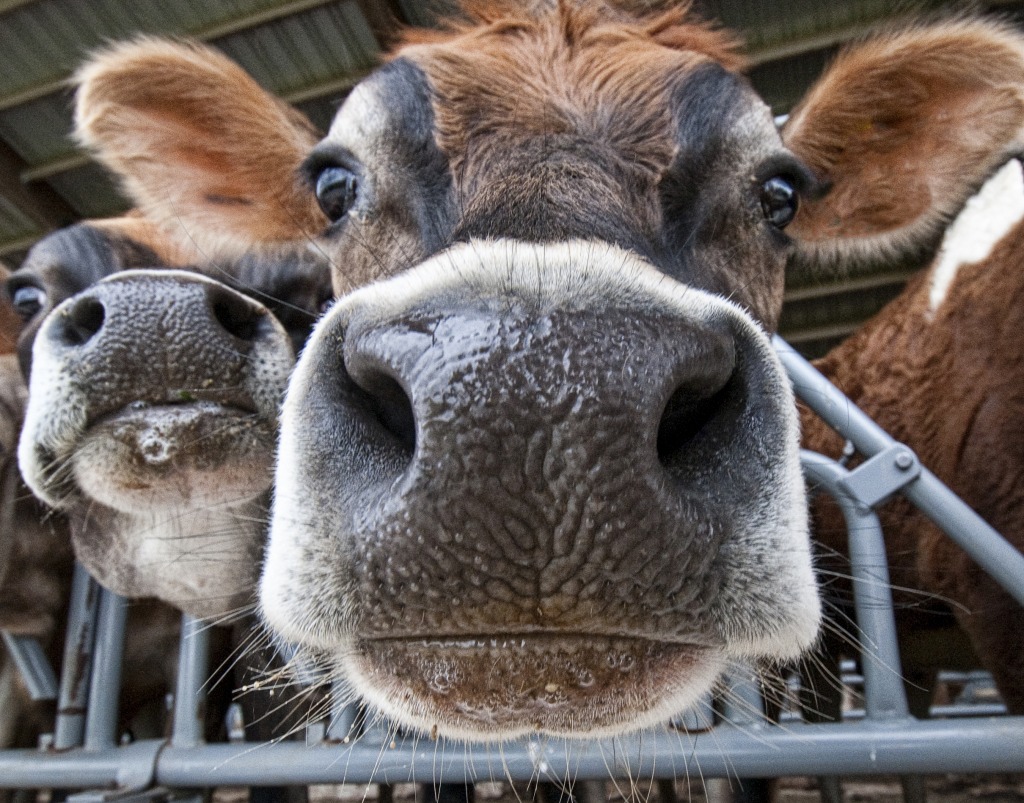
[800,154,1024,716]
[72,6,1024,741]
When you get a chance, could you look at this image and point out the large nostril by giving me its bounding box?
[349,366,417,459]
[657,380,732,464]
[656,348,741,467]
[208,284,263,342]
[58,296,105,347]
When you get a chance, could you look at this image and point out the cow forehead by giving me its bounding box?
[328,53,777,187]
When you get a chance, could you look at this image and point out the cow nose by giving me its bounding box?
[49,276,267,351]
[265,241,819,737]
[341,305,739,478]
[56,295,105,346]
[267,240,815,650]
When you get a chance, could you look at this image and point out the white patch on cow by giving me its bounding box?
[928,158,1024,314]
[329,80,388,155]
[107,503,263,619]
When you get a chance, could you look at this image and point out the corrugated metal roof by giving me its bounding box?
[0,0,1021,357]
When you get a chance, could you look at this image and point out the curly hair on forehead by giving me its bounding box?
[397,0,744,72]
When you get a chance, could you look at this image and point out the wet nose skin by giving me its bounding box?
[20,269,295,512]
[264,240,818,739]
[39,270,276,420]
[340,303,742,634]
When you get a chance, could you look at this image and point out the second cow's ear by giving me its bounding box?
[74,37,328,259]
[783,18,1024,270]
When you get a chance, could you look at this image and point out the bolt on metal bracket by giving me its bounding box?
[836,443,922,509]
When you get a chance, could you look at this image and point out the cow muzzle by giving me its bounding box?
[264,239,820,740]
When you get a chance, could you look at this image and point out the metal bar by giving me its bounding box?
[903,472,1024,604]
[326,684,358,743]
[54,563,101,750]
[1,717,1022,788]
[775,336,1024,608]
[0,740,162,789]
[171,614,210,749]
[151,718,1024,785]
[720,664,766,726]
[83,589,127,751]
[801,451,910,720]
[1,632,58,701]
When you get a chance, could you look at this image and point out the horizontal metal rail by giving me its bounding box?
[1,717,1023,788]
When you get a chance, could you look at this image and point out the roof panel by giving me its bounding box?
[0,0,1022,356]
[216,1,379,95]
[0,92,75,165]
[0,0,301,106]
[43,161,128,219]
[0,194,41,241]
[699,0,948,56]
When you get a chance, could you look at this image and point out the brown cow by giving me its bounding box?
[800,154,1024,716]
[72,7,1024,742]
[11,220,330,618]
[3,219,329,784]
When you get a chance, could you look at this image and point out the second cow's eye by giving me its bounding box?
[315,166,359,223]
[10,284,46,320]
[759,176,798,229]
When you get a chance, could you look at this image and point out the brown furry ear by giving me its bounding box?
[783,18,1024,269]
[74,37,328,259]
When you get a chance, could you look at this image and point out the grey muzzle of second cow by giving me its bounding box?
[20,269,293,510]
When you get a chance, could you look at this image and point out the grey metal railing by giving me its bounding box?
[0,338,1022,794]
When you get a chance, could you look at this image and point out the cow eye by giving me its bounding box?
[10,284,46,319]
[315,166,359,223]
[760,176,798,229]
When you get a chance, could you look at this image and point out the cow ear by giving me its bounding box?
[74,37,328,259]
[783,19,1024,269]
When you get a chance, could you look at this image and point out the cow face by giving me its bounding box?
[73,8,1024,738]
[266,8,816,739]
[12,223,331,617]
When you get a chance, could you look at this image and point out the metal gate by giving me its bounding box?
[1,338,1023,794]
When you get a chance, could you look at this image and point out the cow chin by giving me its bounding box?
[343,636,726,740]
[69,402,275,513]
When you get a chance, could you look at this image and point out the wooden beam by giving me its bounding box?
[0,139,77,231]
[0,0,351,113]
[783,270,915,303]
